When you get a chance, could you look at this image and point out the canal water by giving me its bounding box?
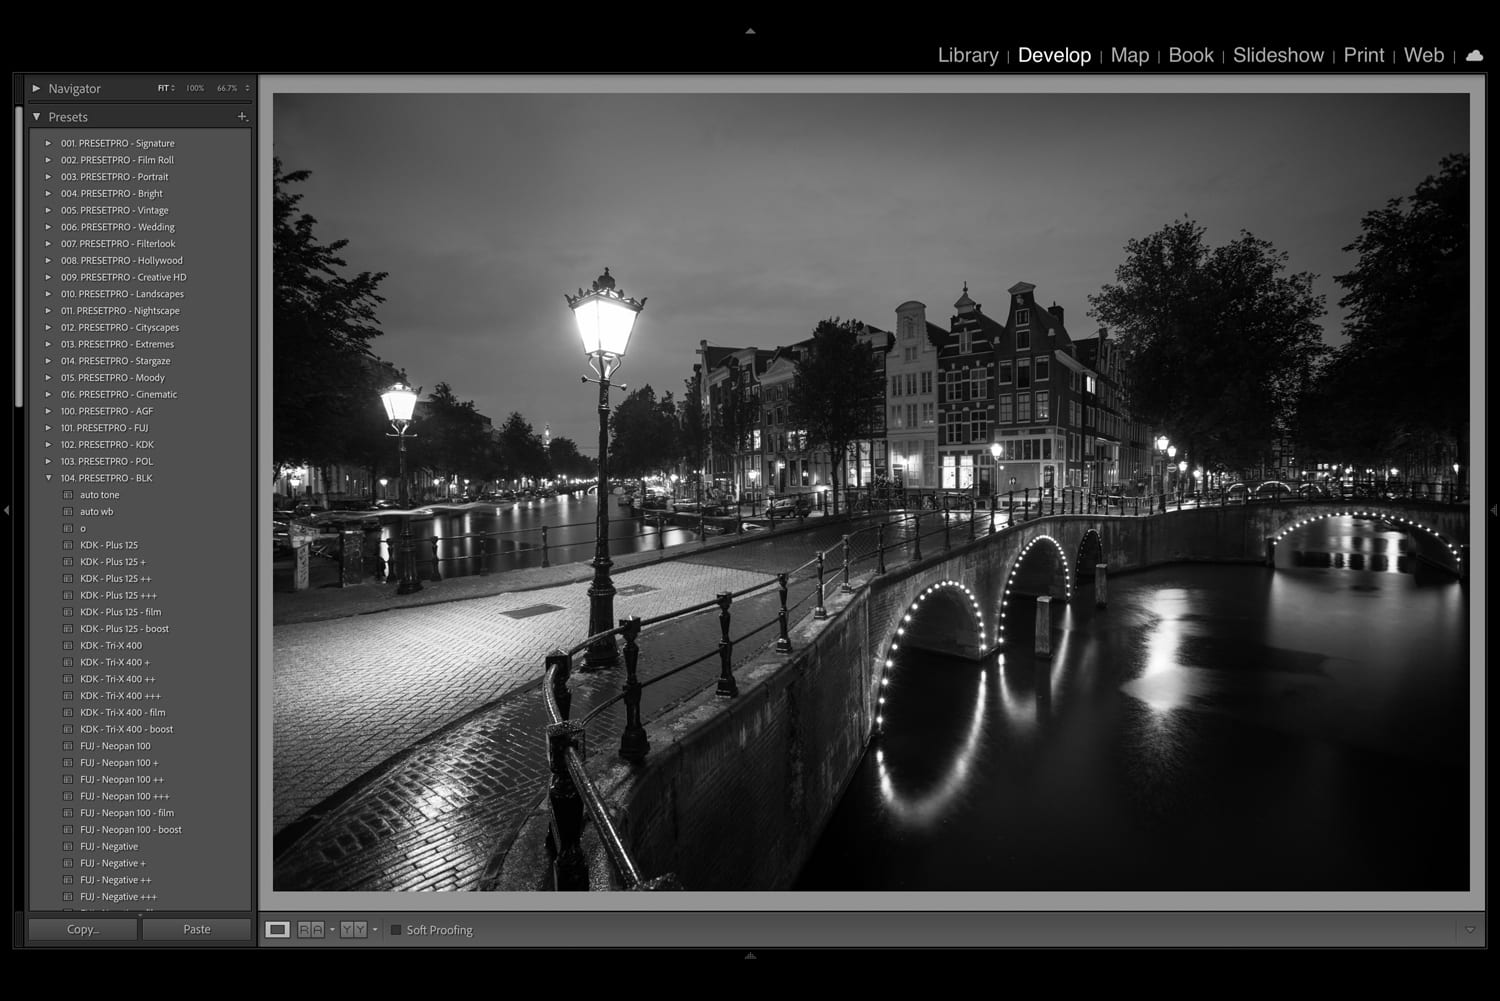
[796,516,1470,891]
[374,493,698,576]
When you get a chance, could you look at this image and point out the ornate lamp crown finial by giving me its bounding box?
[593,267,617,292]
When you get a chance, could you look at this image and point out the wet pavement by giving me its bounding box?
[272,510,929,890]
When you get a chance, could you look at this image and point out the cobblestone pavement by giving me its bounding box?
[273,560,778,835]
[270,509,981,890]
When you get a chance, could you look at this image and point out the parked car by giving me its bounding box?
[766,495,811,518]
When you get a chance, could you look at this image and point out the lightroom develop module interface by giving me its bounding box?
[8,37,1487,952]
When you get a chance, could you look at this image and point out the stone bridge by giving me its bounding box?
[586,498,1470,890]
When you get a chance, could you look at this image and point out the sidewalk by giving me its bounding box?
[272,513,911,890]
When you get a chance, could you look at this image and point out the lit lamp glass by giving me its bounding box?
[567,267,644,364]
[380,382,418,424]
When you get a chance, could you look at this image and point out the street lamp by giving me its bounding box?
[566,267,646,669]
[379,477,388,500]
[1153,435,1171,512]
[989,442,1001,498]
[380,381,423,595]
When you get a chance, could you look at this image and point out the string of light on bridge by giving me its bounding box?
[1270,510,1463,569]
[999,534,1073,637]
[877,579,987,735]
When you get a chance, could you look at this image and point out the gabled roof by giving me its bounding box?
[699,344,737,370]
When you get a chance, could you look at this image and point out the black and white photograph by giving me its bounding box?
[268,90,1471,893]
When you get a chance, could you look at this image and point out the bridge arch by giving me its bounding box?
[1268,507,1464,576]
[997,534,1073,644]
[1074,529,1103,590]
[875,578,987,737]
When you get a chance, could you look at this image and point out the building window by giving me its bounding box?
[922,402,935,425]
[999,360,1012,385]
[891,375,901,397]
[969,366,987,401]
[999,394,1013,423]
[1035,392,1049,422]
[1016,308,1030,327]
[1035,355,1050,382]
[944,411,965,445]
[1017,357,1032,389]
[921,371,932,394]
[959,329,971,354]
[906,373,917,396]
[971,412,987,443]
[1085,374,1097,395]
[1069,370,1078,391]
[1018,393,1032,422]
[906,403,917,428]
[1042,438,1052,459]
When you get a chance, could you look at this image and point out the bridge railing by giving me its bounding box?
[535,480,1466,888]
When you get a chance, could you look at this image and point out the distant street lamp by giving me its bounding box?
[566,267,646,669]
[380,381,423,595]
[379,477,388,500]
[1155,437,1172,511]
[989,442,1002,498]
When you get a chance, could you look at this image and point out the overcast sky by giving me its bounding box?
[273,91,1466,454]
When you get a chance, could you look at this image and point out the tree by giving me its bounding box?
[414,382,493,496]
[272,158,390,481]
[1088,218,1326,476]
[679,373,709,501]
[612,386,680,493]
[787,318,886,516]
[1314,154,1469,480]
[496,412,549,486]
[546,436,594,480]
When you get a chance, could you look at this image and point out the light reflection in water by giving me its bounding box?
[876,670,987,827]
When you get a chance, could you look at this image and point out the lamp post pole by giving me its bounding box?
[395,428,423,594]
[1155,435,1170,513]
[587,361,616,666]
[381,382,424,596]
[567,268,646,670]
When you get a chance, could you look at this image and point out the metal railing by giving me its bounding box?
[530,482,1463,889]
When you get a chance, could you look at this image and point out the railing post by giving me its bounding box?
[769,503,777,530]
[814,551,829,619]
[657,515,666,560]
[911,512,923,562]
[969,499,977,541]
[841,534,854,592]
[541,524,550,568]
[737,499,743,535]
[716,592,738,698]
[943,504,952,550]
[699,511,707,543]
[776,573,792,653]
[876,522,887,575]
[547,648,572,720]
[619,617,649,763]
[546,719,586,891]
[990,493,997,534]
[430,536,442,580]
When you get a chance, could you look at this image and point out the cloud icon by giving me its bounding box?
[1466,49,1483,61]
